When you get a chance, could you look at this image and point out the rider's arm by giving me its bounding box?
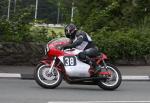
[63,36,83,49]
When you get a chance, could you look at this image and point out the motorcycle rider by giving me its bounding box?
[62,23,100,71]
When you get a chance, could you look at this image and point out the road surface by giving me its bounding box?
[0,79,150,103]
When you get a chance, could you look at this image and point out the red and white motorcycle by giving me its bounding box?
[34,37,122,90]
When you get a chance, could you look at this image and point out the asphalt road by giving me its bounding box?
[0,79,150,103]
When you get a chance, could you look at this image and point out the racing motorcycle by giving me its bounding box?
[34,37,122,90]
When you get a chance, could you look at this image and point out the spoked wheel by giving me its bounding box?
[97,63,122,90]
[34,63,63,89]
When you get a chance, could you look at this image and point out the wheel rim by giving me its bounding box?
[37,65,60,86]
[101,66,119,87]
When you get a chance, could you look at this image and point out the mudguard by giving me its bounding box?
[40,56,53,66]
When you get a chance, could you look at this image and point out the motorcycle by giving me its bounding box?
[34,37,122,90]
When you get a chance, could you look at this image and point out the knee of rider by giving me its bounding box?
[78,52,86,60]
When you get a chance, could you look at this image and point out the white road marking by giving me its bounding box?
[0,73,21,78]
[122,76,150,80]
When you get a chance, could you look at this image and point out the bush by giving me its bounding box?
[0,6,34,42]
[92,28,150,62]
[30,26,49,42]
[0,20,33,42]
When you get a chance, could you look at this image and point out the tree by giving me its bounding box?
[0,0,9,18]
[74,0,150,32]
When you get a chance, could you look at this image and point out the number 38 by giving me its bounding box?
[63,56,76,66]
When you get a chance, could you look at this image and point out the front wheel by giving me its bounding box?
[98,63,122,90]
[34,63,63,89]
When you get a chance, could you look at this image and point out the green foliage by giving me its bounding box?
[0,0,150,62]
[58,0,73,23]
[74,0,150,61]
[92,27,150,61]
[0,6,33,42]
[0,0,8,17]
[30,26,49,42]
[85,1,120,32]
[75,0,150,31]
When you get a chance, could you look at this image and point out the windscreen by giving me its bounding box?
[47,37,71,48]
[48,37,70,44]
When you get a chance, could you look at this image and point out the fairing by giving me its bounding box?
[58,56,91,77]
[44,38,92,77]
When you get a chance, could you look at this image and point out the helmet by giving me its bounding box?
[64,24,77,39]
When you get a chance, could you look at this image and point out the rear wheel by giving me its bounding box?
[97,63,122,90]
[34,63,63,89]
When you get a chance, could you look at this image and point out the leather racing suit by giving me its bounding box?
[63,30,99,68]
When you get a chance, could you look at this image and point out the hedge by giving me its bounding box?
[92,28,150,62]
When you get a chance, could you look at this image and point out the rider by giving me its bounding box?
[62,23,100,70]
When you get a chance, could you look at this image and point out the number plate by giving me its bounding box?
[63,56,76,66]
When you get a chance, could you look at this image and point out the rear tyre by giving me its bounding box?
[34,63,63,89]
[97,63,122,90]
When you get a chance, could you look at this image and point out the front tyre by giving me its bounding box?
[34,63,63,89]
[98,63,122,90]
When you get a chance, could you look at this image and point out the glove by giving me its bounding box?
[63,45,72,50]
[58,46,64,50]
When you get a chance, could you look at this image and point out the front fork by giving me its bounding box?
[48,56,56,74]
